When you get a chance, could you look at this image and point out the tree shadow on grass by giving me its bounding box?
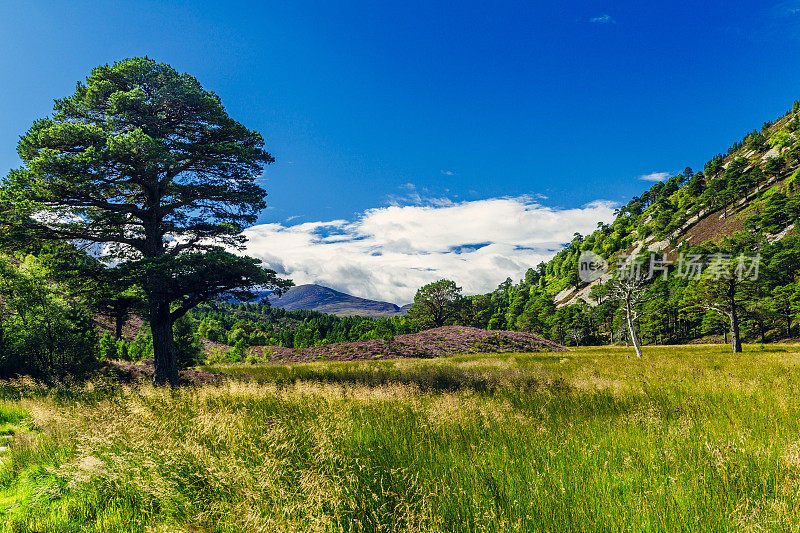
[270,366,572,395]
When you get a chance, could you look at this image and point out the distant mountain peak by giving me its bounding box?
[267,284,410,317]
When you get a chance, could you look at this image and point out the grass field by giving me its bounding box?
[1,344,800,531]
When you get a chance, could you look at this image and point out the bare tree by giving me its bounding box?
[568,328,586,347]
[609,268,652,358]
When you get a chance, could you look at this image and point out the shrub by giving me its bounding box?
[227,327,247,346]
[0,256,99,380]
[197,318,224,342]
[229,339,247,363]
[127,331,154,361]
[174,315,203,369]
[98,333,122,361]
[770,131,793,152]
[764,156,786,176]
[205,343,245,365]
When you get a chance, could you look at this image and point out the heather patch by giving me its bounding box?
[251,326,566,363]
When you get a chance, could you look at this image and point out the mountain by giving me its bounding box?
[266,284,411,317]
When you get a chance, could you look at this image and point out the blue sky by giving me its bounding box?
[3,1,800,300]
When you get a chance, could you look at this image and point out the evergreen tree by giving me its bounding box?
[0,58,291,385]
[408,280,463,329]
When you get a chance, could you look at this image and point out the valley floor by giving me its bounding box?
[1,345,800,531]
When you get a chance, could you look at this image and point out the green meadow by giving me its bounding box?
[1,344,800,532]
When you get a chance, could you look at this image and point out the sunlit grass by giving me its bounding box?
[2,344,800,531]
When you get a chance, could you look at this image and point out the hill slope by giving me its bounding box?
[456,98,800,345]
[250,326,566,362]
[267,284,410,317]
[548,100,800,307]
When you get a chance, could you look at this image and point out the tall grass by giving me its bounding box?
[1,345,800,531]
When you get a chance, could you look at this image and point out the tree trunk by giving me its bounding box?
[151,300,178,386]
[730,310,742,353]
[626,301,643,358]
[728,282,742,353]
[114,313,125,341]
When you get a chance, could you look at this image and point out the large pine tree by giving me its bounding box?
[0,58,290,385]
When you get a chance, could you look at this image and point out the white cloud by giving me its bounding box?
[441,170,456,176]
[590,14,615,23]
[241,196,617,304]
[638,171,670,182]
[773,1,800,16]
[387,184,454,208]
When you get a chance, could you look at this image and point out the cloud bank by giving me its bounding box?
[638,171,670,182]
[589,14,615,23]
[242,196,617,304]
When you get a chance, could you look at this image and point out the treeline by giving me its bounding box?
[3,85,800,378]
[460,234,800,346]
[190,303,417,350]
[388,229,800,351]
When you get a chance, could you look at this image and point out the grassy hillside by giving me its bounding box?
[2,345,800,530]
[543,100,800,307]
[449,99,800,347]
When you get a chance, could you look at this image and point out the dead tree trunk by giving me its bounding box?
[625,299,643,358]
[610,267,651,358]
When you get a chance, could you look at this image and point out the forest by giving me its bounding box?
[3,59,800,376]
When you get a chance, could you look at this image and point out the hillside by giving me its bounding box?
[544,101,800,308]
[452,98,800,346]
[248,326,566,363]
[267,284,411,317]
